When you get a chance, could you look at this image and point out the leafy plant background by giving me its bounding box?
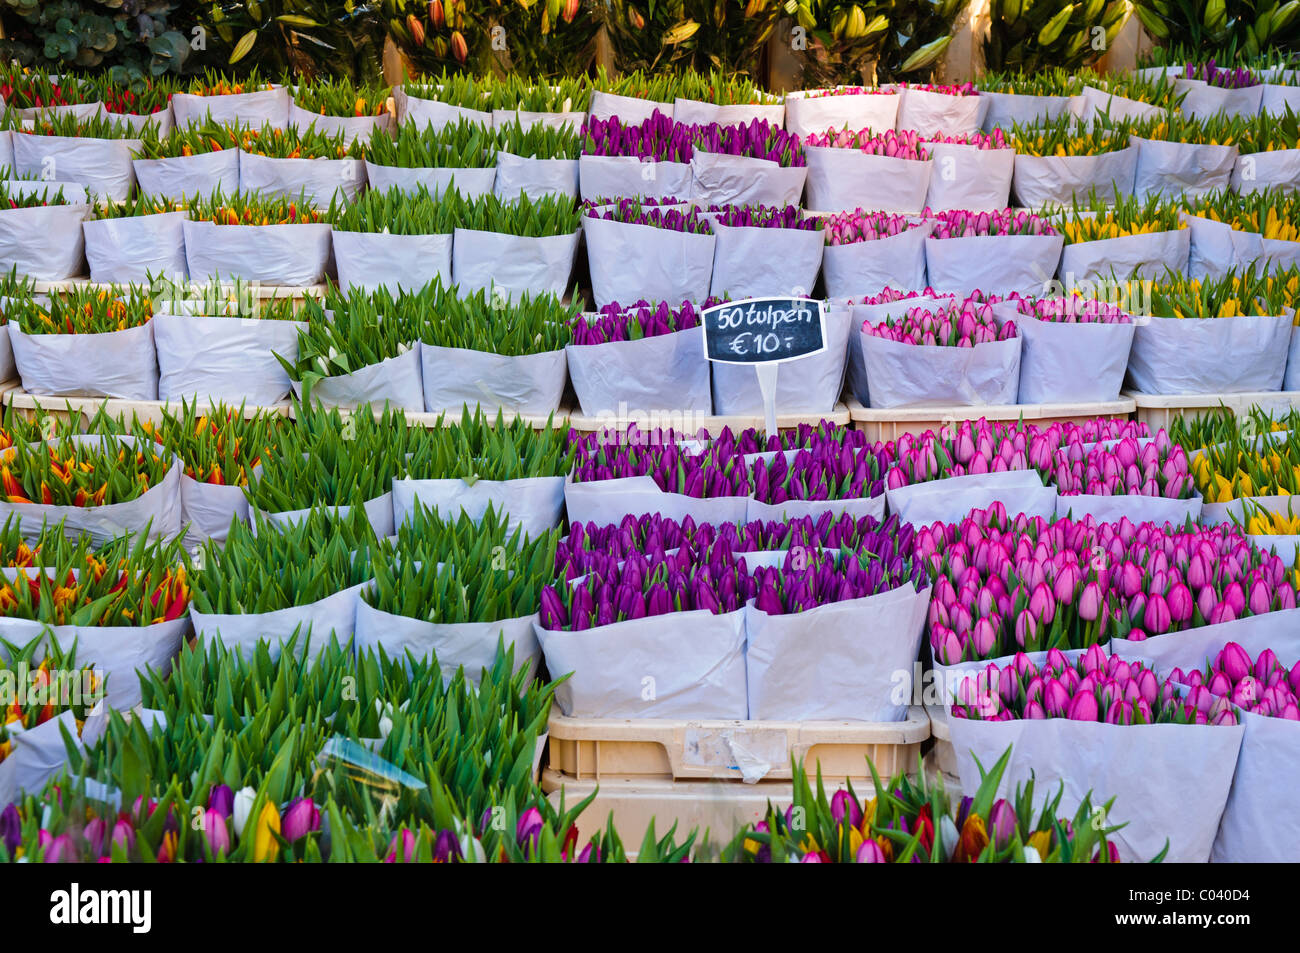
[0,0,193,78]
[984,0,1130,74]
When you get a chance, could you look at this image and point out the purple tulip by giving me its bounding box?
[988,799,1017,849]
[207,784,234,819]
[856,839,887,863]
[831,790,862,828]
[517,807,544,850]
[204,809,231,856]
[0,804,19,856]
[282,797,321,842]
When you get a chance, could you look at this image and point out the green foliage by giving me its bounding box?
[984,0,1130,74]
[0,0,191,78]
[595,0,782,77]
[1130,0,1300,60]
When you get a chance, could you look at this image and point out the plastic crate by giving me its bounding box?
[1127,390,1300,430]
[5,390,292,430]
[566,403,853,438]
[541,772,804,855]
[545,706,930,784]
[845,396,1137,442]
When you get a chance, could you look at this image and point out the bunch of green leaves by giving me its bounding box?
[289,76,390,117]
[494,119,581,160]
[235,119,366,159]
[488,1,601,80]
[197,2,387,83]
[488,74,593,112]
[594,0,780,78]
[191,505,381,614]
[7,285,153,336]
[91,193,183,220]
[19,109,145,139]
[132,119,246,160]
[1128,108,1254,146]
[279,286,420,385]
[247,402,415,512]
[977,68,1086,96]
[984,0,1129,74]
[795,0,887,87]
[387,4,492,77]
[592,67,677,103]
[366,116,498,168]
[402,71,490,110]
[367,503,560,623]
[452,190,582,237]
[416,281,575,355]
[403,406,574,480]
[0,181,72,209]
[672,67,778,104]
[1130,0,1300,60]
[329,184,459,234]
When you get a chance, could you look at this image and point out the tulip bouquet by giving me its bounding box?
[886,423,1033,489]
[802,88,897,99]
[191,506,380,615]
[538,547,756,630]
[977,70,1084,97]
[1171,641,1300,720]
[1090,70,1185,111]
[927,129,1010,150]
[366,504,559,625]
[403,408,573,483]
[804,126,928,159]
[569,433,753,498]
[570,299,715,345]
[246,403,412,517]
[673,71,778,106]
[184,70,275,98]
[283,287,418,386]
[89,193,185,220]
[227,121,365,160]
[0,184,73,210]
[455,191,582,236]
[849,286,948,305]
[1,435,170,508]
[5,287,152,336]
[897,82,979,97]
[185,189,323,225]
[750,443,895,505]
[729,747,1138,862]
[584,198,712,234]
[329,184,459,234]
[134,402,281,489]
[404,73,490,110]
[1147,269,1284,318]
[692,119,805,167]
[950,646,1238,726]
[95,78,176,120]
[0,68,95,111]
[291,79,390,117]
[731,421,874,455]
[864,298,1016,347]
[592,70,677,105]
[417,283,575,356]
[1238,498,1300,536]
[1011,115,1134,158]
[132,120,244,159]
[1184,425,1300,503]
[366,117,498,169]
[1008,293,1132,323]
[1130,111,1252,148]
[1048,432,1196,499]
[580,111,694,162]
[749,522,923,614]
[1185,61,1260,90]
[709,204,819,230]
[17,111,146,140]
[0,641,101,767]
[928,208,1057,238]
[1056,192,1186,244]
[1237,106,1300,153]
[495,119,582,160]
[823,210,922,245]
[489,75,593,113]
[1182,188,1300,242]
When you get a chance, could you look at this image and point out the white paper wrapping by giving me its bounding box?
[584,216,714,310]
[364,161,496,199]
[861,333,1021,408]
[746,583,931,721]
[980,91,1070,130]
[293,345,425,411]
[1053,492,1203,526]
[0,202,90,280]
[821,222,931,299]
[395,88,491,128]
[673,98,784,127]
[536,608,748,718]
[0,434,182,545]
[392,476,564,537]
[332,230,452,294]
[1126,315,1292,394]
[288,102,395,146]
[181,476,248,548]
[354,600,540,683]
[894,87,987,136]
[886,470,1056,525]
[743,494,886,524]
[238,150,366,207]
[924,233,1063,297]
[255,493,394,539]
[1057,227,1190,283]
[1076,86,1163,123]
[189,580,373,663]
[577,155,692,203]
[587,91,671,124]
[83,211,188,283]
[133,150,241,201]
[1011,147,1137,208]
[1285,326,1300,391]
[172,87,291,129]
[1181,212,1265,280]
[492,152,579,202]
[712,306,849,415]
[708,221,824,299]
[566,326,712,418]
[1260,83,1300,116]
[565,475,749,526]
[923,143,1014,212]
[948,716,1242,862]
[1173,78,1263,119]
[10,322,157,399]
[419,344,566,415]
[153,313,304,405]
[1130,136,1237,200]
[1010,313,1136,403]
[182,220,332,285]
[451,228,579,300]
[845,295,955,404]
[687,152,807,208]
[803,146,932,213]
[0,712,79,808]
[491,108,585,132]
[783,89,899,141]
[12,133,139,202]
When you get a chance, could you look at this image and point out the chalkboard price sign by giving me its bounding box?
[702,297,826,365]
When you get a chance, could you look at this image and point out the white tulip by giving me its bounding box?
[232,786,257,838]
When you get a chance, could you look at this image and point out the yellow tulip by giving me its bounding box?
[253,801,281,862]
[1028,829,1052,857]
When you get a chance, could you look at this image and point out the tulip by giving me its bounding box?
[1217,642,1252,683]
[0,804,19,856]
[1067,689,1099,722]
[232,786,256,838]
[282,797,321,842]
[387,828,417,864]
[855,839,887,863]
[831,790,862,828]
[204,809,231,857]
[517,807,544,850]
[252,801,281,863]
[988,799,1017,849]
[44,833,79,863]
[207,784,234,819]
[110,819,135,854]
